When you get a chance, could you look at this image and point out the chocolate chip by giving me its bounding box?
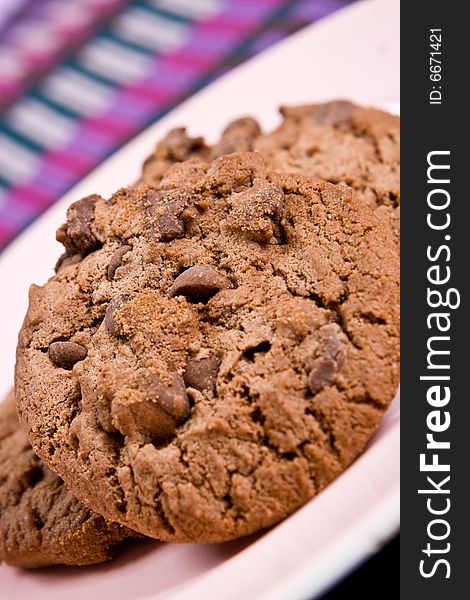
[308,358,337,393]
[321,323,347,369]
[107,245,132,280]
[311,100,356,125]
[145,189,188,242]
[212,117,261,158]
[105,294,129,336]
[155,209,185,241]
[184,357,220,393]
[48,342,87,370]
[223,117,261,139]
[169,265,229,301]
[56,195,101,256]
[212,138,250,158]
[157,127,208,161]
[152,374,190,420]
[307,324,348,393]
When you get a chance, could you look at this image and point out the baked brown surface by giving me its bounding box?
[16,151,399,543]
[141,101,400,244]
[0,391,136,568]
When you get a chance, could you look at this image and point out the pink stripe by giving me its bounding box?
[119,83,175,105]
[0,225,19,249]
[80,115,137,138]
[194,14,257,34]
[20,53,58,70]
[0,82,20,95]
[163,48,218,70]
[112,89,163,113]
[5,185,52,214]
[44,148,94,172]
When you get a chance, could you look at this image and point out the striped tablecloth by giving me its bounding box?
[0,0,354,251]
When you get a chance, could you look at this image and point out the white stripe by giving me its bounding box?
[0,134,39,184]
[6,98,75,148]
[113,7,187,52]
[41,67,112,115]
[148,0,222,20]
[78,38,151,84]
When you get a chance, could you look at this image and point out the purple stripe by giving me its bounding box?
[249,29,285,54]
[115,82,175,105]
[213,0,281,21]
[45,147,96,172]
[292,0,354,21]
[0,187,50,225]
[142,62,203,87]
[33,165,72,192]
[108,90,161,115]
[65,130,113,158]
[188,31,241,53]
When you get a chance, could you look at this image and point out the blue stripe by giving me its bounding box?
[99,30,155,58]
[0,123,43,154]
[66,57,123,89]
[29,89,83,121]
[139,0,194,24]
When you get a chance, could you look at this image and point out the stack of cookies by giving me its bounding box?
[1,100,400,568]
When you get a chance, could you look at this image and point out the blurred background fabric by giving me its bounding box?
[0,0,355,252]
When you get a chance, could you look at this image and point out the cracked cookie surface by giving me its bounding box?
[16,152,399,543]
[0,391,136,568]
[141,101,400,245]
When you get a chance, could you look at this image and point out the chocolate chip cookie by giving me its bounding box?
[16,152,399,543]
[141,101,400,244]
[0,391,136,568]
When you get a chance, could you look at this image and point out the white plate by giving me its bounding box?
[0,0,399,597]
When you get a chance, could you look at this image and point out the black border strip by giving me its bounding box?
[401,2,467,596]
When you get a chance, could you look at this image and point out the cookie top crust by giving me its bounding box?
[16,152,399,543]
[141,101,400,244]
[0,391,135,568]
